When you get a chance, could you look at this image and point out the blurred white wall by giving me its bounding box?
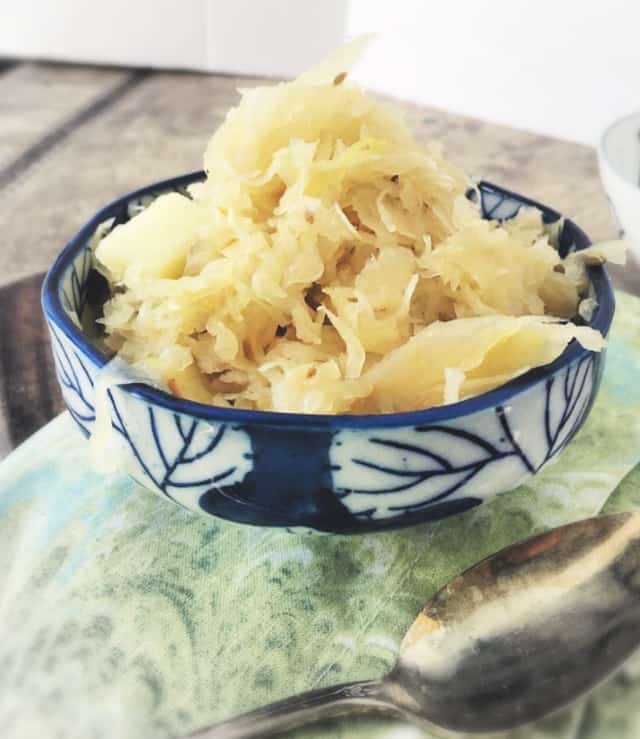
[0,0,346,77]
[348,0,640,144]
[1,0,638,144]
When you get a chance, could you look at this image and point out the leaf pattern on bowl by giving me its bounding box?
[331,355,597,521]
[41,176,611,531]
[107,387,254,509]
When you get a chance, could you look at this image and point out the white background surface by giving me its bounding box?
[349,0,640,145]
[0,0,346,76]
[1,0,638,145]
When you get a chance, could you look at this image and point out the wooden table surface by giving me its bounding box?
[0,58,634,457]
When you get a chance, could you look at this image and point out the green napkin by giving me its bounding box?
[2,292,640,739]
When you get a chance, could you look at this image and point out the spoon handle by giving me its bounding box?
[186,679,397,738]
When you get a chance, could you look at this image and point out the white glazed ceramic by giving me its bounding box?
[598,111,640,257]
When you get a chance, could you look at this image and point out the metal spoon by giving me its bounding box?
[189,511,640,738]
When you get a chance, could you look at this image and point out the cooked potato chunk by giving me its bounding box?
[95,193,204,284]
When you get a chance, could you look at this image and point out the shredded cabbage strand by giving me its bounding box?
[93,47,623,414]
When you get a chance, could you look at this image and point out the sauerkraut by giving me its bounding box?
[93,41,622,415]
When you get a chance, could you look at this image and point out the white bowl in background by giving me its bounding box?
[598,111,640,258]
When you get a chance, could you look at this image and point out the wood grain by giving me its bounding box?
[0,62,128,175]
[0,60,631,455]
[0,273,63,453]
[0,69,267,289]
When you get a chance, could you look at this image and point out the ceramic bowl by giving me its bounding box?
[598,111,640,257]
[41,173,614,534]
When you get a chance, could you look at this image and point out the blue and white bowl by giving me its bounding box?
[41,173,614,534]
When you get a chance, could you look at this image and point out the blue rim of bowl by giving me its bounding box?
[42,171,615,430]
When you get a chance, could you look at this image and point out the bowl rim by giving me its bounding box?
[42,171,615,430]
[598,109,640,191]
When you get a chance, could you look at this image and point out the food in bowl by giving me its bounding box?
[92,42,623,416]
[41,41,620,533]
[42,177,617,532]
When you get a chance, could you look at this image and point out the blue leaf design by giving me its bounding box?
[60,246,93,323]
[335,410,529,501]
[542,355,595,463]
[479,188,523,221]
[48,324,96,434]
[331,353,597,521]
[107,390,251,506]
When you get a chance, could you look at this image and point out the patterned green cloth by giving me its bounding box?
[2,292,640,739]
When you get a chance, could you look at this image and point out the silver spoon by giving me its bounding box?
[188,511,640,738]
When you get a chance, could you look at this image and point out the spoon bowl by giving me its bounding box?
[189,512,640,737]
[391,511,640,732]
